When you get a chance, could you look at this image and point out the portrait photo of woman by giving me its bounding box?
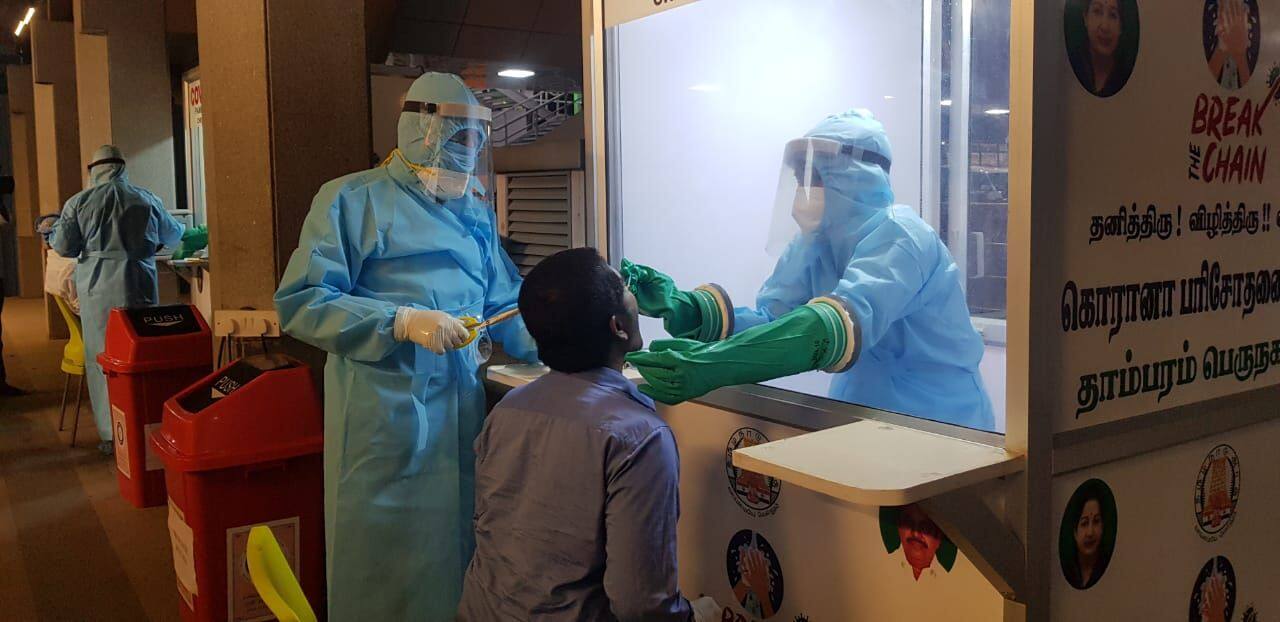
[1065,0,1142,97]
[1059,478,1119,590]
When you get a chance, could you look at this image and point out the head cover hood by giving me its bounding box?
[87,144,127,186]
[393,72,494,202]
[766,109,895,255]
[803,108,894,217]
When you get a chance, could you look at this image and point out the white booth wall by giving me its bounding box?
[612,0,1007,431]
[668,402,1003,621]
[601,1,1011,618]
[614,0,923,360]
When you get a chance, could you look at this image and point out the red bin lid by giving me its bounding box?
[151,354,323,472]
[100,305,213,373]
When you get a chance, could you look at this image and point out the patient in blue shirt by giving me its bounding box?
[458,248,716,621]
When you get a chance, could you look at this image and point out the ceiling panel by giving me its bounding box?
[391,19,461,56]
[386,0,583,77]
[532,0,578,36]
[463,0,541,30]
[522,32,577,68]
[399,0,468,23]
[452,24,530,60]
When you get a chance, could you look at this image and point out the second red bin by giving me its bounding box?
[151,353,325,622]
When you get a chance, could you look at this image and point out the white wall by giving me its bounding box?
[1051,419,1280,619]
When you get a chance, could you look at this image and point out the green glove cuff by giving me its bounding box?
[688,284,734,342]
[808,296,860,373]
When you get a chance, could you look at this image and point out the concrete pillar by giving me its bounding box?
[73,0,178,211]
[370,72,415,161]
[6,65,43,300]
[30,15,80,338]
[31,16,80,214]
[196,0,370,312]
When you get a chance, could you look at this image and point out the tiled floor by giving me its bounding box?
[1,297,179,621]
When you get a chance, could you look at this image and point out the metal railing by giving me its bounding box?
[489,90,579,147]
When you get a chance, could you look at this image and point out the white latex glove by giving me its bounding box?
[690,596,721,622]
[393,307,470,354]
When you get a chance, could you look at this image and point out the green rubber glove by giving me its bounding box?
[620,258,730,342]
[625,300,854,405]
[173,225,208,260]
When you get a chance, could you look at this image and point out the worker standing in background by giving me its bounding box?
[274,72,540,621]
[625,110,994,431]
[47,145,204,454]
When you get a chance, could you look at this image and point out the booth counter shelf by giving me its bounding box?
[163,256,210,290]
[732,420,1023,508]
[487,364,1023,507]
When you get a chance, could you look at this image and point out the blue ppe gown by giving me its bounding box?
[48,164,185,442]
[736,110,994,430]
[274,73,539,621]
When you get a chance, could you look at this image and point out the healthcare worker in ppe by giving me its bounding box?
[624,109,994,431]
[47,145,199,455]
[274,72,539,621]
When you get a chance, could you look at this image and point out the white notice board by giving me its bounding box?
[1048,0,1280,432]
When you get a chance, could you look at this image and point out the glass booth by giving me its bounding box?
[603,0,1011,433]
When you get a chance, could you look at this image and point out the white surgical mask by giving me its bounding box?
[417,166,470,201]
[792,186,826,233]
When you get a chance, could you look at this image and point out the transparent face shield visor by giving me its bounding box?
[404,100,495,202]
[764,137,892,255]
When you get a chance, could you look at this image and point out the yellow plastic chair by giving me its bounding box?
[246,525,317,622]
[52,296,87,448]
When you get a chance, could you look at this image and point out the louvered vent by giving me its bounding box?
[499,172,585,275]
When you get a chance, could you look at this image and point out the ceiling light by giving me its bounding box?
[883,95,895,100]
[985,108,1010,115]
[14,6,34,37]
[688,83,721,92]
[498,69,535,79]
[940,99,952,106]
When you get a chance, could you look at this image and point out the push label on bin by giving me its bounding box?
[179,354,296,412]
[126,305,200,337]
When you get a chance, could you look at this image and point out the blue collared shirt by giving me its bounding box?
[458,367,692,622]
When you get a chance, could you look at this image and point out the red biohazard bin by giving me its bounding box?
[99,304,212,508]
[150,354,325,622]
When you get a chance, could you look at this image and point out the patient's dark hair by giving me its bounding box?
[519,247,626,373]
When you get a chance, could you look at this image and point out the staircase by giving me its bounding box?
[477,89,580,147]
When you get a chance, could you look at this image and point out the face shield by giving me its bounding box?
[765,137,892,255]
[403,100,494,202]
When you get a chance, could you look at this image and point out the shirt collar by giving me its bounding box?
[560,367,655,411]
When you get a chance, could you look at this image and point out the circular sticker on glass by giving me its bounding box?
[1189,556,1236,622]
[1195,444,1241,542]
[725,428,781,518]
[726,529,784,619]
